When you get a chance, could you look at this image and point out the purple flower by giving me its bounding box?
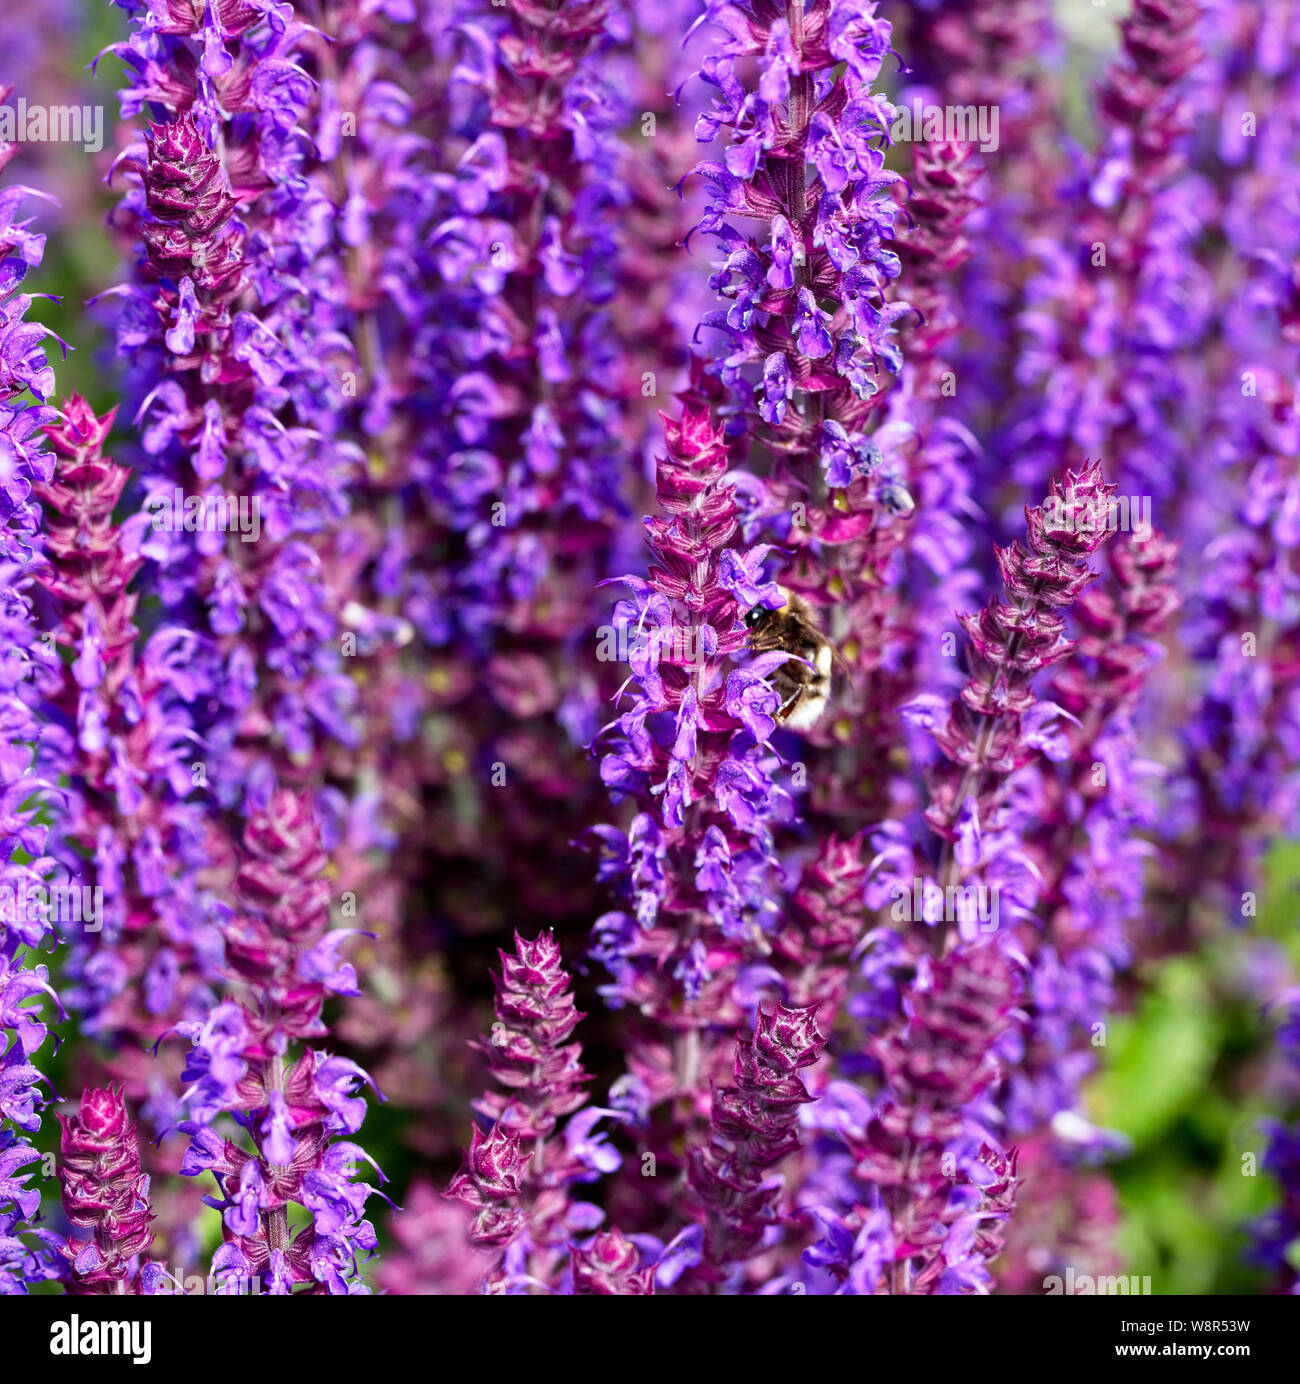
[685,1002,827,1282]
[0,136,64,1293]
[56,1086,155,1292]
[170,794,377,1294]
[448,932,622,1291]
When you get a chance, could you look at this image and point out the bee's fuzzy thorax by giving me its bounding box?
[743,590,836,730]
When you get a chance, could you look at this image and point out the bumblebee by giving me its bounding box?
[743,587,836,730]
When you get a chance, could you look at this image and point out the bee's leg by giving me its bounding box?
[778,687,803,718]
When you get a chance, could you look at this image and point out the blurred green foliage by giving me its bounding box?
[29,0,122,412]
[1091,842,1300,1294]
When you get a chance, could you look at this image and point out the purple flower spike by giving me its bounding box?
[446,930,608,1293]
[572,1229,656,1295]
[57,1085,155,1294]
[172,793,379,1294]
[685,1001,827,1283]
[0,112,64,1293]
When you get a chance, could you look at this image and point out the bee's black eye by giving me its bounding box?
[744,608,764,628]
